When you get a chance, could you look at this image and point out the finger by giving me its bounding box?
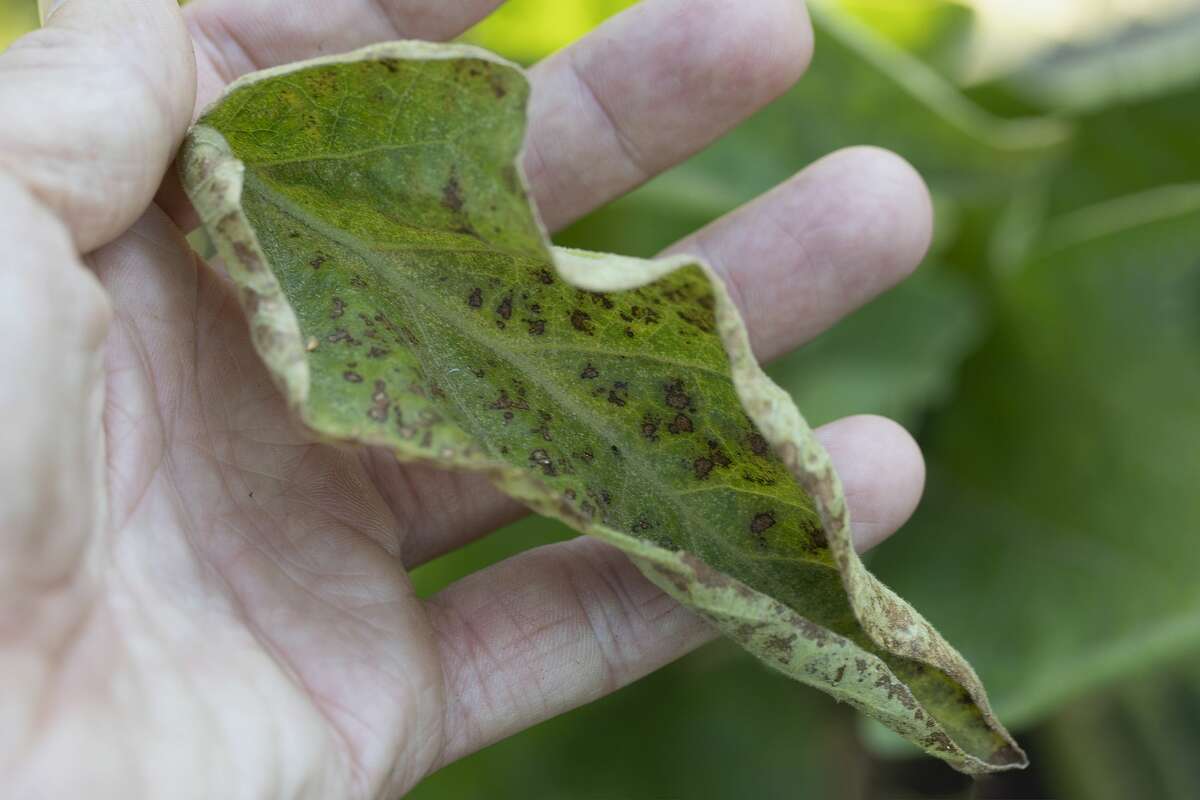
[665,145,935,361]
[185,0,506,102]
[523,0,812,231]
[0,172,110,619]
[815,415,925,552]
[424,412,924,768]
[0,0,195,253]
[169,0,811,232]
[395,145,933,568]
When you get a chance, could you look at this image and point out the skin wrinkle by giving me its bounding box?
[566,49,651,187]
[568,548,643,696]
[203,522,366,792]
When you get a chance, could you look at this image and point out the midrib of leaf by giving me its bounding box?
[242,169,829,571]
[248,140,462,168]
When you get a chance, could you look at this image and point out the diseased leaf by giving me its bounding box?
[180,41,1023,773]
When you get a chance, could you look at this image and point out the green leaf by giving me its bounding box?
[996,11,1200,115]
[871,185,1200,729]
[1040,655,1200,800]
[1044,81,1200,218]
[831,0,974,76]
[464,0,635,64]
[179,41,1023,773]
[669,6,1069,208]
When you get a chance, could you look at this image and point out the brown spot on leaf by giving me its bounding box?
[708,441,731,467]
[330,297,345,319]
[232,241,263,272]
[310,254,327,270]
[749,433,770,457]
[343,371,363,383]
[751,512,776,535]
[489,390,529,411]
[641,417,659,441]
[569,309,593,335]
[763,634,797,664]
[442,174,465,213]
[693,457,714,480]
[497,296,513,321]
[537,269,554,285]
[529,449,556,476]
[580,364,599,380]
[664,380,690,410]
[367,380,390,423]
[526,319,545,336]
[467,288,483,309]
[676,309,715,333]
[667,414,693,434]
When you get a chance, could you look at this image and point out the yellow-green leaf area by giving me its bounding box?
[180,41,1024,774]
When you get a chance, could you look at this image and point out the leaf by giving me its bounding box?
[0,0,37,51]
[994,10,1200,115]
[1043,81,1200,218]
[831,0,974,76]
[870,185,1200,729]
[658,6,1069,209]
[464,0,635,64]
[1040,655,1200,800]
[179,41,1023,773]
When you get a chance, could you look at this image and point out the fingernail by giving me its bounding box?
[38,0,66,26]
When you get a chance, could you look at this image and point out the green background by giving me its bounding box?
[6,1,1200,797]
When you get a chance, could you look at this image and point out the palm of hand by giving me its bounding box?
[80,211,439,797]
[3,1,932,798]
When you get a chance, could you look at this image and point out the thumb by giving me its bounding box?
[0,0,196,252]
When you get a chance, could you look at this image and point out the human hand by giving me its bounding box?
[1,1,931,797]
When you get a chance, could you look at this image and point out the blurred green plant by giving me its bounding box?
[0,0,35,49]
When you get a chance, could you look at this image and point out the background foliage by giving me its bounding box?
[5,1,1200,796]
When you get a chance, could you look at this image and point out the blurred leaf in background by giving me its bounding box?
[1041,655,1200,800]
[872,185,1200,729]
[0,0,35,50]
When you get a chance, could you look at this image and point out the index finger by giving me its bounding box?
[1,0,195,252]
